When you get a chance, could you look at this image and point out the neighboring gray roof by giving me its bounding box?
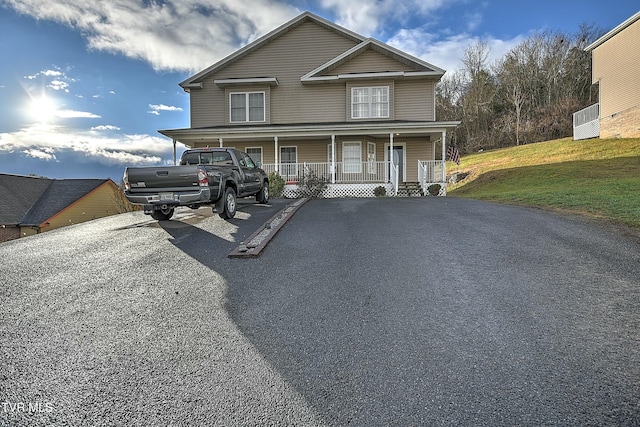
[21,179,108,226]
[0,174,52,224]
[585,10,640,51]
[0,174,109,227]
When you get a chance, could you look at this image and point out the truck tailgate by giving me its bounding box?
[125,166,200,191]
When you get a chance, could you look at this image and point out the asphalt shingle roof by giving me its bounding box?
[0,174,109,226]
[0,174,53,224]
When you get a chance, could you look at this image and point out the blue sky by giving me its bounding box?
[1,1,638,182]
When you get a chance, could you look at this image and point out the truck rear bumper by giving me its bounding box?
[125,188,213,206]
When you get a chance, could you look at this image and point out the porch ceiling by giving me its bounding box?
[159,121,460,145]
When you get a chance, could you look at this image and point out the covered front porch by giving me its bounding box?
[261,159,444,197]
[160,121,459,198]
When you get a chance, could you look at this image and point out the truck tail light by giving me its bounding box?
[197,167,209,186]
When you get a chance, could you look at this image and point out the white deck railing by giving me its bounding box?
[573,103,600,140]
[418,160,445,184]
[262,161,390,183]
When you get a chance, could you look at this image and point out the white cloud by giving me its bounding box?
[41,70,63,77]
[0,124,178,167]
[48,79,69,91]
[91,124,121,131]
[320,0,450,37]
[55,110,101,119]
[23,148,57,161]
[148,103,183,115]
[387,28,524,74]
[3,0,301,73]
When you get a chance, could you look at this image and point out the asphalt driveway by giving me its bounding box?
[1,197,639,426]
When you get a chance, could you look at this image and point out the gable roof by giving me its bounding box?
[0,174,112,227]
[301,38,445,83]
[0,174,52,224]
[585,10,640,51]
[21,179,110,226]
[180,11,444,89]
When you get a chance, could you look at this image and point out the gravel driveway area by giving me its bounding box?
[1,197,639,426]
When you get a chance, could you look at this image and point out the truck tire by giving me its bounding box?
[151,207,174,221]
[219,187,237,219]
[256,181,269,204]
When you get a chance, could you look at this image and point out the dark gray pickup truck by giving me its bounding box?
[123,147,269,220]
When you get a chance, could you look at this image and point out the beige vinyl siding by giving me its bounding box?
[404,139,434,181]
[394,80,435,121]
[191,20,358,127]
[331,49,415,74]
[592,18,640,118]
[190,84,225,128]
[42,183,122,232]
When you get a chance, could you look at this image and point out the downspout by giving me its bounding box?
[331,134,336,184]
[441,129,447,183]
[274,136,279,173]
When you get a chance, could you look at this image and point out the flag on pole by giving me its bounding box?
[447,145,460,165]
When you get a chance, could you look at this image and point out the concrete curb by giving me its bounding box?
[228,198,309,258]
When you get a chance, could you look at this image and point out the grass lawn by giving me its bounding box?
[447,137,640,231]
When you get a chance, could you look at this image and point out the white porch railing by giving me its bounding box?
[262,161,390,183]
[418,160,445,184]
[573,103,600,140]
[261,160,448,198]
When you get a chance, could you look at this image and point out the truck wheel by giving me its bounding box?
[151,207,174,221]
[256,181,269,204]
[219,187,237,219]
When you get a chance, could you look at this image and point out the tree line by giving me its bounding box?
[436,24,605,152]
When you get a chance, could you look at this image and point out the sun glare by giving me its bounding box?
[30,95,58,122]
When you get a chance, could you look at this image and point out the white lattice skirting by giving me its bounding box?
[282,183,446,198]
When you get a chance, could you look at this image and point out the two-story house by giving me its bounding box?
[574,10,640,140]
[160,12,459,197]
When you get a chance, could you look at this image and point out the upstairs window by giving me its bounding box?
[230,92,265,123]
[351,86,389,119]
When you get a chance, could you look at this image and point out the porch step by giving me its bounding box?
[397,182,424,197]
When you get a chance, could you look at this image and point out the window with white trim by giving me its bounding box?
[343,141,362,174]
[246,147,263,166]
[351,86,389,119]
[230,92,265,123]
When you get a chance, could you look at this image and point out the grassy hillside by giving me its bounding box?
[447,137,640,231]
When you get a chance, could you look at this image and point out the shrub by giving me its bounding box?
[427,184,442,196]
[268,172,285,198]
[374,186,387,197]
[297,169,328,198]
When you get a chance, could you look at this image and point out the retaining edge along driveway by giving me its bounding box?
[229,198,309,258]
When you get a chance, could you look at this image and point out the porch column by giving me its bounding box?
[274,136,279,173]
[331,134,336,184]
[441,129,447,182]
[219,138,223,148]
[172,138,177,165]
